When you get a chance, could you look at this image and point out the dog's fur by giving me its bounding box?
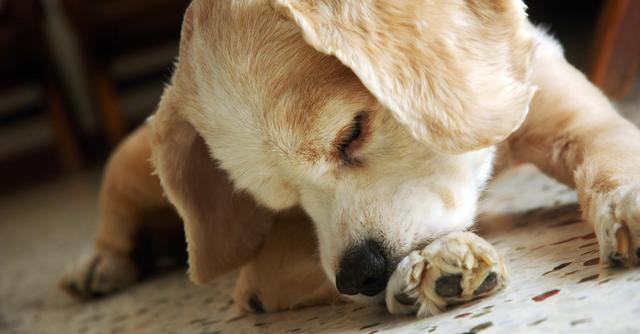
[61,0,640,316]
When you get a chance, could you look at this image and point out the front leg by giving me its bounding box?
[506,31,640,266]
[386,232,508,316]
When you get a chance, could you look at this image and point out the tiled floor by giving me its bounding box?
[1,87,639,333]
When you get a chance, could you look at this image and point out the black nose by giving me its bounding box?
[335,239,388,296]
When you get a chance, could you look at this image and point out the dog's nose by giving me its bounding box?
[336,239,388,296]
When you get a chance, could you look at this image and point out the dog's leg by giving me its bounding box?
[60,125,170,298]
[233,208,342,313]
[385,232,507,316]
[506,34,640,266]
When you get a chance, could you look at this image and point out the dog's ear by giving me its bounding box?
[274,0,537,153]
[150,92,274,285]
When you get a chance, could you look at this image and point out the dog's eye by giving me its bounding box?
[336,113,365,163]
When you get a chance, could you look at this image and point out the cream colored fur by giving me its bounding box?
[61,0,640,317]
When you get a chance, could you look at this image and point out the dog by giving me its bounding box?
[60,0,640,317]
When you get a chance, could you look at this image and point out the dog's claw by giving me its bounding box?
[615,226,630,254]
[248,294,265,313]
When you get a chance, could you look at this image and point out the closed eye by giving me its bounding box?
[335,112,366,164]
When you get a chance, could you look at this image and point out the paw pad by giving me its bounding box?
[474,272,498,295]
[435,274,462,297]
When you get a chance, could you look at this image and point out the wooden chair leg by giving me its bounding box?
[590,0,640,99]
[45,83,83,172]
[93,70,127,146]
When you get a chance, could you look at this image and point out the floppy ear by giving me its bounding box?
[274,0,537,153]
[150,92,274,285]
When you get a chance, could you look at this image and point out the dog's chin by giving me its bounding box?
[341,292,386,305]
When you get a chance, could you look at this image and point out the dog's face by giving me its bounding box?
[152,0,536,299]
[202,34,496,296]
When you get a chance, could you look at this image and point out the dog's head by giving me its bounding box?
[151,0,536,299]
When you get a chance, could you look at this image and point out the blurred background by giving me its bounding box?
[0,0,638,193]
[0,0,190,191]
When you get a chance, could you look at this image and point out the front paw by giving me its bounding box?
[588,184,640,266]
[385,232,507,317]
[60,250,139,300]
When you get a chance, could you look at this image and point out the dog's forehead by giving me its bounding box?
[171,0,378,180]
[179,1,369,155]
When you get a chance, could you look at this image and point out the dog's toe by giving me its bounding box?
[588,185,640,267]
[60,251,138,300]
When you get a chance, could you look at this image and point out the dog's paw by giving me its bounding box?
[385,232,507,317]
[59,250,138,300]
[588,184,640,267]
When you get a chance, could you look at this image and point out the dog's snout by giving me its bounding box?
[335,239,388,296]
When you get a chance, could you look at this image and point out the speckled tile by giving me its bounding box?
[2,88,640,334]
[2,164,640,334]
